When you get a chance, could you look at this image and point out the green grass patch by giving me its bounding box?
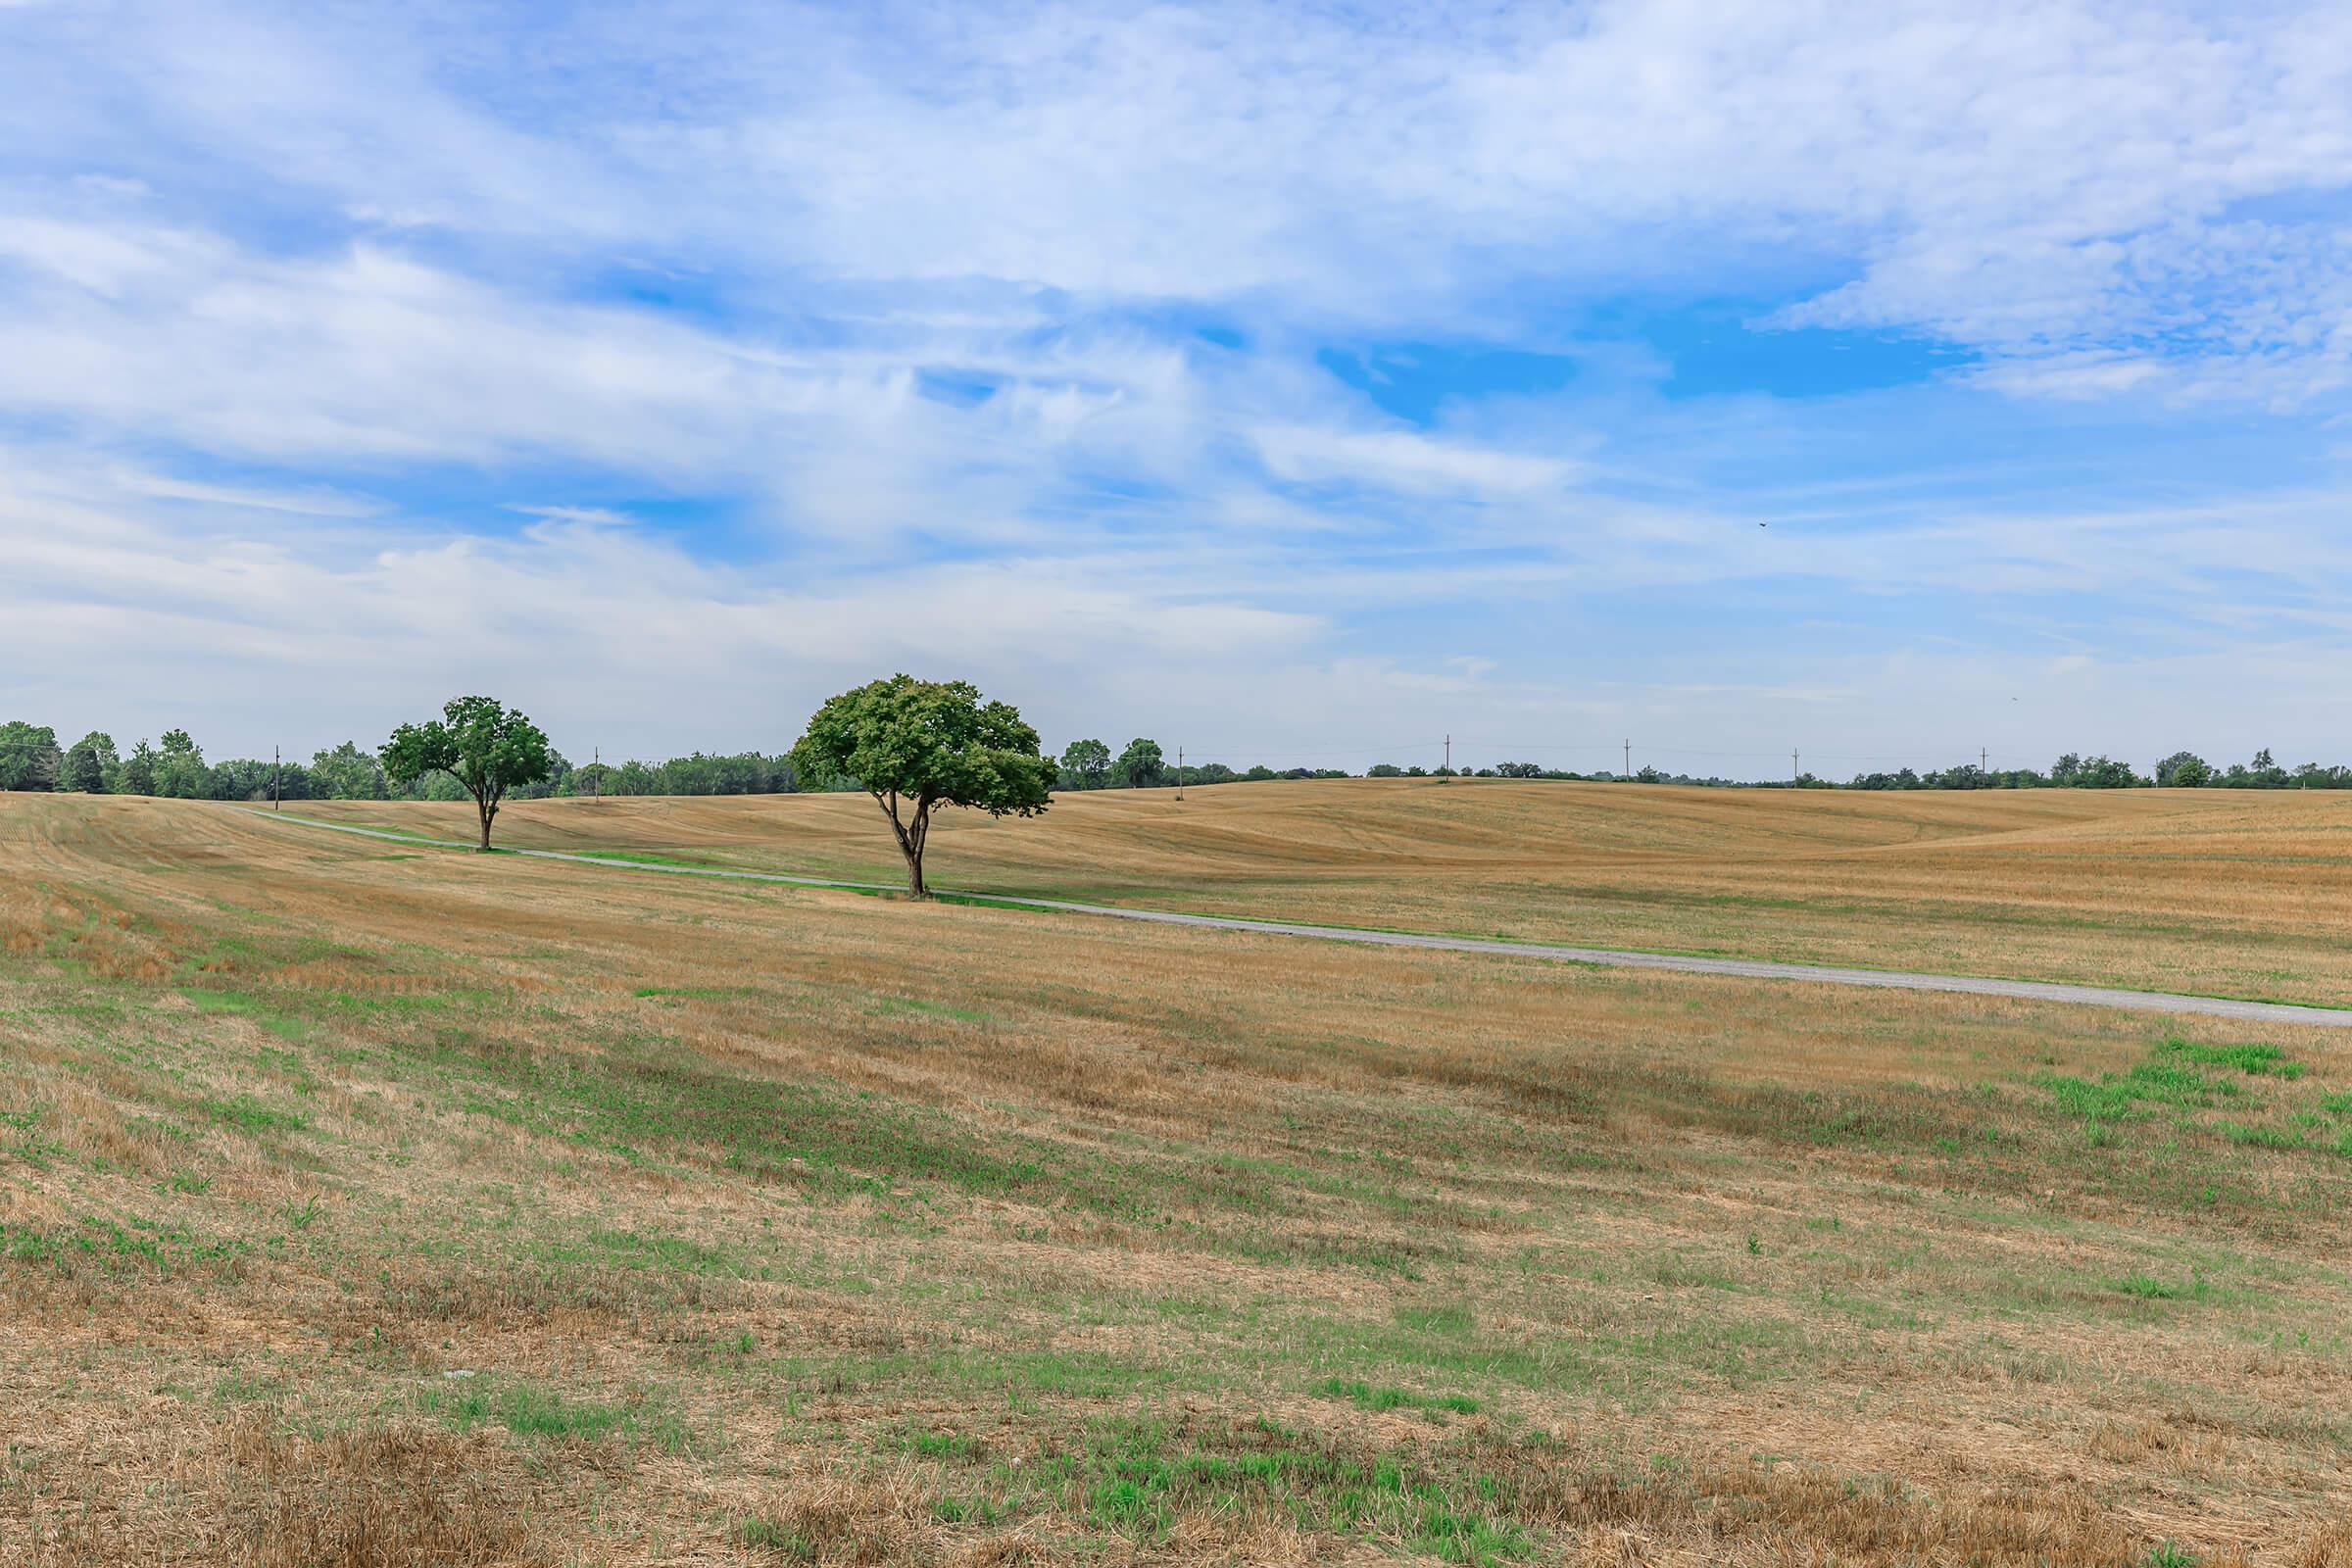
[1,1105,64,1170]
[196,1094,310,1137]
[421,1024,1054,1202]
[177,987,308,1042]
[978,1415,1531,1561]
[419,1378,636,1442]
[1396,1304,1477,1336]
[2217,1121,2305,1151]
[410,1021,1306,1228]
[881,1423,985,1461]
[983,1349,1179,1400]
[0,1216,247,1276]
[2110,1272,2211,1302]
[540,1227,748,1277]
[2037,1037,2313,1136]
[1312,1377,1480,1415]
[738,1518,817,1558]
[2158,1037,2305,1079]
[2039,1059,2228,1122]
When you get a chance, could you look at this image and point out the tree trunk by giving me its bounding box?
[875,789,932,898]
[476,796,496,852]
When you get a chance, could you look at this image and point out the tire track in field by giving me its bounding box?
[236,808,2352,1031]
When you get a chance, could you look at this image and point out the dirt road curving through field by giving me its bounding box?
[240,808,2352,1030]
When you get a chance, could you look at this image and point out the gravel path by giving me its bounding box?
[241,808,2352,1030]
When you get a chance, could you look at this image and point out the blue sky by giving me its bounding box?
[2,1,2350,777]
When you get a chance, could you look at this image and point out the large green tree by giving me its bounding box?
[311,741,388,801]
[0,722,61,792]
[152,729,210,799]
[1059,738,1111,790]
[59,731,117,793]
[1114,737,1165,789]
[2155,750,2211,788]
[790,674,1054,898]
[381,696,554,851]
[115,739,157,796]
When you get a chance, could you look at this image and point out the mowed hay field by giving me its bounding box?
[5,795,2352,1566]
[286,780,2352,1007]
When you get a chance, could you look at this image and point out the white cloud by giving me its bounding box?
[117,472,382,517]
[6,432,2350,767]
[0,214,188,295]
[0,2,2349,769]
[587,1,2352,392]
[10,2,2351,386]
[1968,354,2167,401]
[1253,426,1573,497]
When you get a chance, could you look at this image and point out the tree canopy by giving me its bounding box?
[2154,750,2211,788]
[1059,738,1111,790]
[59,732,117,794]
[381,696,554,851]
[1114,737,1165,790]
[0,722,62,792]
[790,675,1054,897]
[311,741,389,801]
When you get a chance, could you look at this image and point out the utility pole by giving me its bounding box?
[592,746,601,802]
[1444,735,1450,779]
[1623,739,1631,782]
[1791,748,1799,786]
[1176,747,1185,802]
[271,746,280,810]
[1980,747,1988,774]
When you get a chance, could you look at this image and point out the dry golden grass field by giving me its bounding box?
[5,786,2352,1566]
[290,780,2352,1006]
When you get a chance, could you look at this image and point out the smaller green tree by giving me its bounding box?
[115,739,157,796]
[152,728,210,799]
[1114,737,1165,789]
[1059,738,1111,790]
[60,731,117,793]
[2155,751,2211,788]
[310,741,388,800]
[381,696,554,851]
[0,722,61,792]
[790,674,1054,898]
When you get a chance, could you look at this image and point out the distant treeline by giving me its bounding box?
[1050,737,1351,790]
[0,724,819,803]
[4,720,2345,799]
[1838,750,2352,791]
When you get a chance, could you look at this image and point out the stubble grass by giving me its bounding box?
[2,791,2350,1565]
[283,779,2352,1007]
